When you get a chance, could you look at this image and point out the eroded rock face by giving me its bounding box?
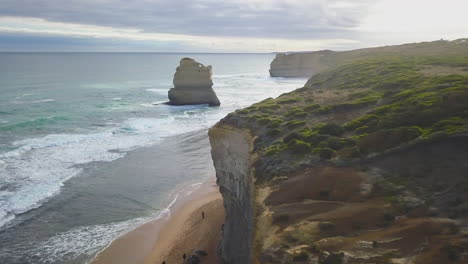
[168,58,220,106]
[269,51,335,78]
[208,125,256,264]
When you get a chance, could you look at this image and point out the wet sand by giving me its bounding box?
[91,180,224,264]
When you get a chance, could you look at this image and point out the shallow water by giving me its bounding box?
[0,53,307,264]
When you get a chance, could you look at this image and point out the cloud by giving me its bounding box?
[0,0,371,39]
[0,0,466,52]
[356,0,468,46]
[0,16,361,52]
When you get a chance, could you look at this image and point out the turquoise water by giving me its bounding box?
[0,53,307,263]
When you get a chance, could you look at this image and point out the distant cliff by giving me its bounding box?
[269,51,336,77]
[211,39,468,264]
[270,38,468,78]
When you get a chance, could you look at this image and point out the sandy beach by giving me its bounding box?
[91,180,225,264]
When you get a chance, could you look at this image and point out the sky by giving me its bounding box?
[0,0,467,52]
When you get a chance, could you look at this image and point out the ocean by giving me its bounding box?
[0,53,306,264]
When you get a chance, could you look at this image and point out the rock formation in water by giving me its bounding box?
[168,58,220,106]
[211,39,468,264]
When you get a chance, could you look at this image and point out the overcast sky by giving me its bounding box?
[0,0,467,52]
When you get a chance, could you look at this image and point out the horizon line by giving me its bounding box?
[0,51,284,54]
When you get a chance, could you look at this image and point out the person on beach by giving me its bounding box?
[183,253,186,260]
[202,211,205,219]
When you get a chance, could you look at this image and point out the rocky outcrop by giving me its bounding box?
[209,125,256,264]
[168,58,220,106]
[269,51,335,78]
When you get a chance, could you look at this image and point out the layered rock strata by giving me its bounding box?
[168,58,220,106]
[209,125,255,264]
[269,51,335,78]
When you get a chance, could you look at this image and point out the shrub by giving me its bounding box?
[286,120,306,129]
[318,136,344,150]
[285,107,307,118]
[313,147,335,159]
[277,97,300,104]
[256,117,283,127]
[288,140,311,154]
[431,117,468,134]
[355,126,371,135]
[264,142,287,156]
[315,106,333,114]
[340,137,357,146]
[283,132,305,143]
[304,103,321,111]
[304,132,329,145]
[344,114,379,131]
[258,103,280,111]
[313,123,344,136]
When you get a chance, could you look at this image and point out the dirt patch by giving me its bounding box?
[266,167,366,206]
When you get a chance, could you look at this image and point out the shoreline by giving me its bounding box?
[91,179,224,264]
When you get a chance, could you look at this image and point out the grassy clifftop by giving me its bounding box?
[224,55,468,176]
[270,38,468,77]
[217,47,468,263]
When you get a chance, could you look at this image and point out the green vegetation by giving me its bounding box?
[277,97,300,104]
[287,140,311,154]
[312,123,344,136]
[285,107,308,118]
[312,147,335,159]
[229,55,468,160]
[286,120,306,129]
[304,103,321,111]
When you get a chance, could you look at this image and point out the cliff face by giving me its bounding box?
[269,51,335,78]
[211,41,468,264]
[168,58,220,106]
[209,125,256,264]
[270,38,468,78]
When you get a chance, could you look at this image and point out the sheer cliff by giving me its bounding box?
[210,42,468,264]
[270,38,468,78]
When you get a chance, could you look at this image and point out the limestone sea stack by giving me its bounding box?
[168,58,220,106]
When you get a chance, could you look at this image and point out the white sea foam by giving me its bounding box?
[0,56,309,264]
[31,99,55,103]
[145,88,166,94]
[29,216,152,263]
[10,99,55,105]
[27,181,204,264]
[0,113,217,229]
[0,71,307,261]
[140,100,167,107]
